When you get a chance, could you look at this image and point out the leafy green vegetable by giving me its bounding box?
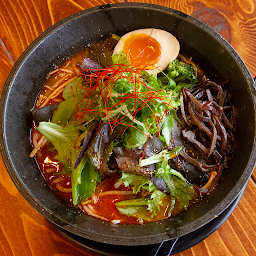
[115,190,167,221]
[119,172,154,193]
[160,114,174,146]
[51,97,77,126]
[37,121,100,204]
[72,155,101,205]
[117,206,151,221]
[112,51,130,65]
[122,126,148,149]
[71,150,86,204]
[115,172,168,220]
[148,190,168,213]
[62,76,83,99]
[141,70,161,90]
[155,154,196,211]
[51,77,84,126]
[139,147,181,167]
[37,121,79,172]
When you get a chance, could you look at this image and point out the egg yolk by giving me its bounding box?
[123,33,161,69]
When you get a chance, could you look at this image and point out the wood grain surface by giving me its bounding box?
[1,0,256,255]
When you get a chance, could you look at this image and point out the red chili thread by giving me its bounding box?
[78,64,175,138]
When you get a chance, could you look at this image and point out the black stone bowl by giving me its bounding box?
[1,2,256,246]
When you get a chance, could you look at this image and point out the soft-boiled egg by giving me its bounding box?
[113,28,180,74]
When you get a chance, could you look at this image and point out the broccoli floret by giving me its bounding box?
[167,59,197,85]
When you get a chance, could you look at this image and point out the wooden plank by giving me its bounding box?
[0,45,13,93]
[0,0,123,62]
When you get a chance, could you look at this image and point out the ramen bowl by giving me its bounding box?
[1,2,256,246]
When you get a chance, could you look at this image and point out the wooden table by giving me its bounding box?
[1,0,256,255]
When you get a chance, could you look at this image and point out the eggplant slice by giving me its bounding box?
[31,103,59,124]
